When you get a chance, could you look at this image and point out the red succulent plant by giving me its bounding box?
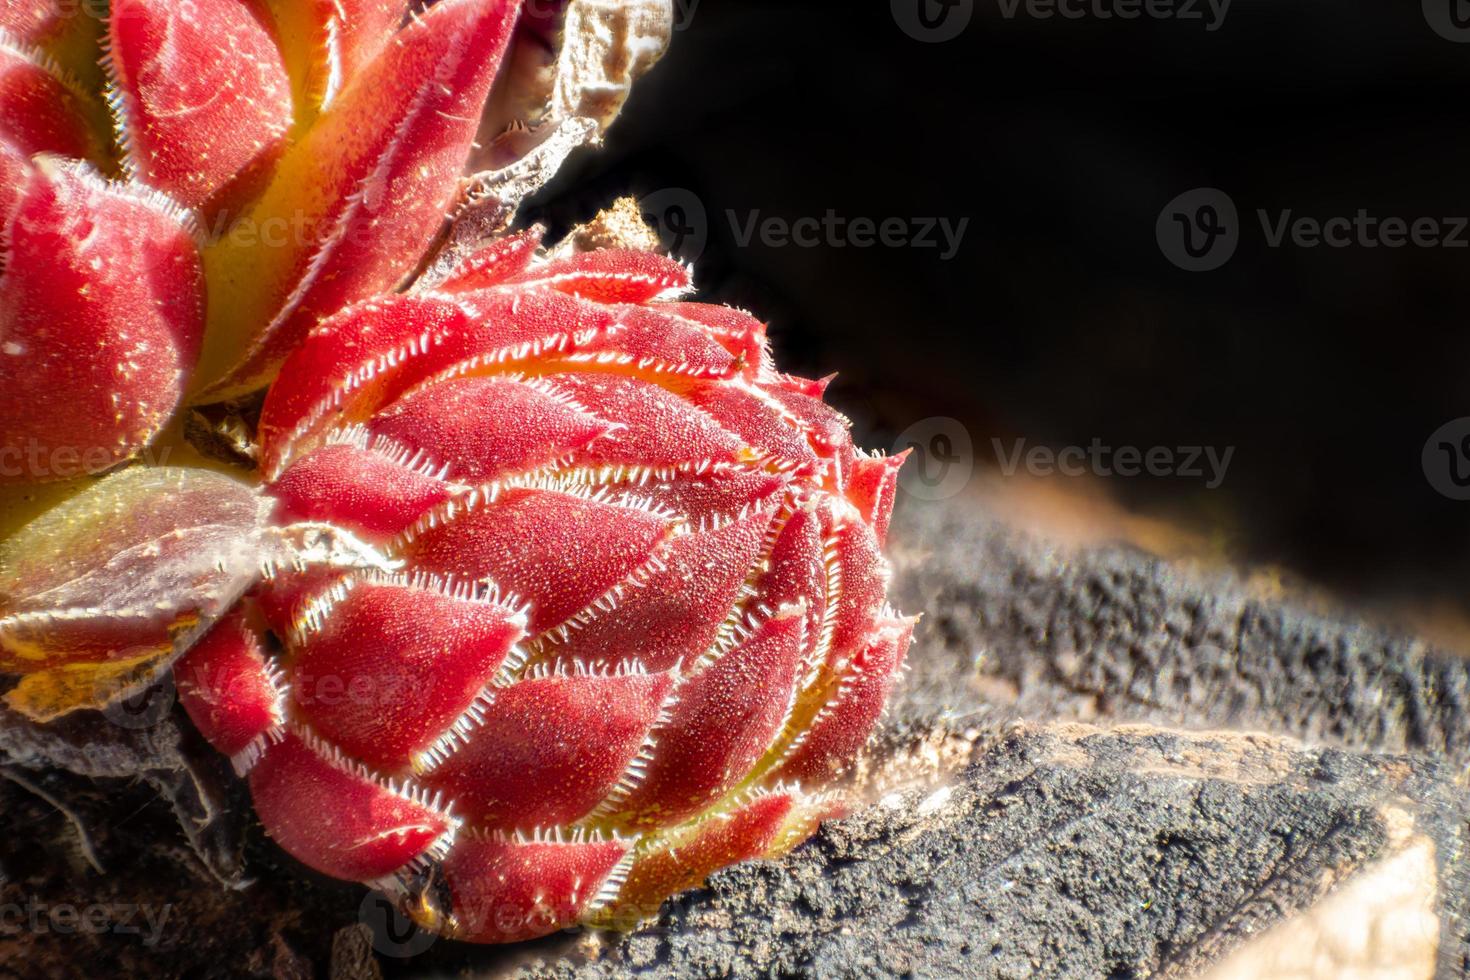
[0,0,913,944]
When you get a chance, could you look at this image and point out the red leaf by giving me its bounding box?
[198,0,523,399]
[250,729,455,881]
[106,0,293,214]
[0,159,203,482]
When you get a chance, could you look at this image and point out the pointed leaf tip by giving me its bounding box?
[196,0,524,400]
[106,0,294,214]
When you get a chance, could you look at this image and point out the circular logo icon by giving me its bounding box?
[892,0,974,42]
[359,890,437,958]
[101,674,176,730]
[1422,417,1470,500]
[1423,0,1470,42]
[638,188,709,262]
[891,417,974,501]
[1156,187,1239,272]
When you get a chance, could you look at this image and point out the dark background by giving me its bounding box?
[528,0,1470,629]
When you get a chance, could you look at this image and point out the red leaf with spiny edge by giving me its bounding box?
[846,450,907,547]
[659,302,771,379]
[610,606,807,828]
[369,375,616,483]
[175,606,284,768]
[571,305,743,380]
[598,787,845,925]
[286,576,525,771]
[400,486,679,636]
[648,466,792,528]
[684,380,824,474]
[768,616,914,785]
[821,510,888,666]
[0,35,102,159]
[269,440,457,541]
[0,158,203,484]
[761,383,857,489]
[250,729,455,881]
[769,372,835,399]
[420,667,675,828]
[433,226,544,292]
[541,501,780,673]
[504,248,691,304]
[544,372,747,470]
[106,0,293,215]
[757,501,830,669]
[256,294,482,475]
[253,567,349,643]
[0,1,104,88]
[197,0,523,400]
[433,833,631,943]
[257,290,621,478]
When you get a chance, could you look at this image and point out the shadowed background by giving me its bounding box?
[525,0,1470,635]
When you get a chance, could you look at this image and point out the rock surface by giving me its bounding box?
[516,724,1466,979]
[2,489,1468,979]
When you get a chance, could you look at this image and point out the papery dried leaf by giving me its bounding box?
[0,467,268,719]
[473,0,670,171]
